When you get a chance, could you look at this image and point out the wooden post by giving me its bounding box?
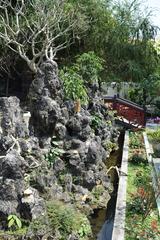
[74,99,81,113]
[143,106,147,126]
[113,95,117,110]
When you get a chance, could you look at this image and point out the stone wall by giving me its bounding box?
[0,60,119,239]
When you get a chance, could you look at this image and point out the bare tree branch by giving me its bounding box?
[0,0,77,73]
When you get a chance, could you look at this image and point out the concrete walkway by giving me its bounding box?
[111,131,129,240]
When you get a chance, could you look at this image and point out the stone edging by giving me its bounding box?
[143,132,153,163]
[112,131,129,240]
[143,132,160,216]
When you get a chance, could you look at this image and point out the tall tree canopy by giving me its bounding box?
[0,0,159,100]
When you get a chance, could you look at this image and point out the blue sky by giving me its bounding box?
[145,0,160,27]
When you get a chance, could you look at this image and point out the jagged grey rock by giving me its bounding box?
[21,187,46,220]
[0,96,29,138]
[29,60,63,136]
[0,60,120,239]
[1,150,28,179]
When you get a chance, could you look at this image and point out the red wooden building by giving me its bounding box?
[104,96,146,128]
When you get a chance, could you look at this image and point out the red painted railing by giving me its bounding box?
[104,96,145,127]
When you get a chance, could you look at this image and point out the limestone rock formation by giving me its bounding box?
[0,60,119,239]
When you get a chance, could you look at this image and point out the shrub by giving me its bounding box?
[129,132,143,149]
[134,169,151,187]
[60,51,104,104]
[46,200,92,239]
[105,141,117,152]
[76,51,104,84]
[147,128,160,143]
[28,216,49,237]
[130,153,147,165]
[60,66,88,104]
[92,185,105,200]
[91,114,102,130]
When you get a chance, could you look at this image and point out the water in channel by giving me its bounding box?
[90,133,124,240]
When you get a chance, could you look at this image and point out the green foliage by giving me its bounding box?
[60,66,88,104]
[107,1,159,83]
[126,183,159,239]
[105,141,117,152]
[129,131,143,149]
[127,193,146,215]
[46,200,92,239]
[0,228,27,237]
[147,128,160,157]
[76,51,104,84]
[28,216,49,237]
[91,185,105,201]
[91,114,102,130]
[78,222,92,238]
[60,51,105,104]
[45,138,65,167]
[134,166,152,187]
[130,153,147,165]
[0,0,160,101]
[7,215,22,230]
[125,216,160,240]
[128,74,160,106]
[147,128,160,143]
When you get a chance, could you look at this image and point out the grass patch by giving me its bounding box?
[0,227,27,238]
[47,200,92,239]
[29,200,92,239]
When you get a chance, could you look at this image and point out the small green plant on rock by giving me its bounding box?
[28,216,49,237]
[7,215,22,230]
[78,221,92,238]
[92,185,105,201]
[91,114,102,130]
[105,141,117,152]
[45,138,65,167]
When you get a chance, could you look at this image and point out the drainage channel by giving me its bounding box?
[90,132,124,240]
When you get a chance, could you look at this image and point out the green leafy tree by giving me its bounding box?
[60,66,88,104]
[107,1,159,81]
[60,51,104,103]
[128,74,160,106]
[76,51,104,84]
